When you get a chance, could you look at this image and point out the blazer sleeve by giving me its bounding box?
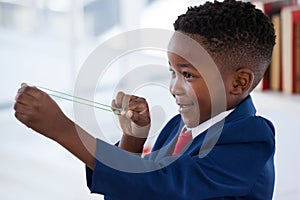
[85,116,275,200]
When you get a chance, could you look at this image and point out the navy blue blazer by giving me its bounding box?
[86,96,275,199]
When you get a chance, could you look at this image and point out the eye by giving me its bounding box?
[183,71,194,79]
[169,68,175,76]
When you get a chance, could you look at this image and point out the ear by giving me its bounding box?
[230,68,254,95]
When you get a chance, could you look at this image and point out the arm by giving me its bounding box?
[86,111,275,199]
[118,134,146,153]
[87,137,275,199]
[13,85,151,168]
[14,85,96,169]
[111,91,151,153]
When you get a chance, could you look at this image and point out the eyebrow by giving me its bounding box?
[177,63,194,68]
[168,61,194,68]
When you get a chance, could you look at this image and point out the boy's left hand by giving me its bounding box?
[14,84,74,141]
[111,91,151,140]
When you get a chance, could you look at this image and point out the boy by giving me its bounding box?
[14,0,276,199]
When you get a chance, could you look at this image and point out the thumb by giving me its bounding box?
[128,110,150,127]
[21,82,28,87]
[124,110,133,119]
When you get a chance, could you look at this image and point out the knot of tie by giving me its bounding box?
[172,129,192,156]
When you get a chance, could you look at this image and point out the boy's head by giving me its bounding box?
[168,0,275,127]
[173,0,275,91]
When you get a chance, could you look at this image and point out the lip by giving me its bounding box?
[178,103,194,113]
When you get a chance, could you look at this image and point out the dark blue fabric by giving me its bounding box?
[86,96,275,200]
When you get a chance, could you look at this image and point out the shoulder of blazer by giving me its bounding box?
[151,114,183,152]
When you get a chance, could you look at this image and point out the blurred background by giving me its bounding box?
[1,0,300,199]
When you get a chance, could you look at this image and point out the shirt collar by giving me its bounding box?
[184,108,235,139]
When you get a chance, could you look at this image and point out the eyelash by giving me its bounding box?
[183,72,194,79]
[169,68,195,80]
[169,68,175,76]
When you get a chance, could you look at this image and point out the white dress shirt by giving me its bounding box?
[183,108,235,139]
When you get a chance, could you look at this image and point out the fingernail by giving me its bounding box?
[113,110,121,115]
[21,83,28,87]
[125,110,133,118]
[121,110,127,116]
[15,94,19,101]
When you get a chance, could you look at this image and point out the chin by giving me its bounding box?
[182,116,199,128]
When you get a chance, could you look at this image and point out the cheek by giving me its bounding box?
[169,79,173,89]
[169,80,175,97]
[195,85,212,117]
[192,82,210,103]
[196,95,211,112]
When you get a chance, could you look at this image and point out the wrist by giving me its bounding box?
[54,118,76,144]
[53,120,97,169]
[119,133,147,153]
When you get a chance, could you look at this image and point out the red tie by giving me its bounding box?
[172,129,193,156]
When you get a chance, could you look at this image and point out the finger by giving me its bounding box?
[121,94,133,110]
[17,85,45,99]
[127,97,148,113]
[17,84,32,95]
[115,91,125,107]
[15,91,35,105]
[13,101,31,114]
[21,82,28,87]
[14,112,30,125]
[111,99,121,115]
[130,110,150,127]
[120,97,149,119]
[15,112,35,129]
[122,110,133,118]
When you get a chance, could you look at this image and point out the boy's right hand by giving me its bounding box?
[111,91,151,140]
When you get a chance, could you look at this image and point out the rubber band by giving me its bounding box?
[36,85,124,114]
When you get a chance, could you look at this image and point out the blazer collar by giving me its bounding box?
[225,95,256,123]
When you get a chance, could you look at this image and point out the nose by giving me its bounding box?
[170,76,185,96]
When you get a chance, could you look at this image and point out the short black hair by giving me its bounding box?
[174,0,275,90]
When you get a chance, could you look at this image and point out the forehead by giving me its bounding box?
[167,31,226,79]
[167,32,215,68]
